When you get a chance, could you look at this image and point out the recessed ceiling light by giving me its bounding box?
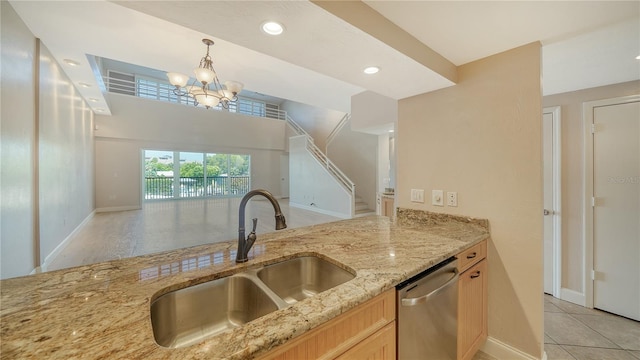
[262,21,284,36]
[78,82,91,88]
[64,59,80,66]
[89,98,99,102]
[388,129,394,133]
[636,55,640,60]
[364,66,380,75]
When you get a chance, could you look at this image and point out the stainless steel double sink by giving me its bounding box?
[150,255,355,348]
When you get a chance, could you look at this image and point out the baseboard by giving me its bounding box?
[560,287,586,307]
[95,205,140,213]
[481,336,540,360]
[288,202,350,219]
[40,210,96,271]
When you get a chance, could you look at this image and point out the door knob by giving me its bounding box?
[544,209,551,216]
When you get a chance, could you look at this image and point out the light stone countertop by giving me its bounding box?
[0,209,489,359]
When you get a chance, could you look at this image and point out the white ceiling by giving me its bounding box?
[9,1,640,115]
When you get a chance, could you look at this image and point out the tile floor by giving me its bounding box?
[47,198,340,271]
[545,294,640,360]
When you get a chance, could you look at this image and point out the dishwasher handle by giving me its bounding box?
[401,269,459,307]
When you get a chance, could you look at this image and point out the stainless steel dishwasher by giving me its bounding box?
[396,257,458,359]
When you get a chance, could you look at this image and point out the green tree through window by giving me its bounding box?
[144,150,250,199]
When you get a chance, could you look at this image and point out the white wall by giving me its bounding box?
[1,1,37,278]
[38,44,95,262]
[543,80,640,295]
[326,119,378,210]
[398,43,543,358]
[289,136,352,218]
[94,94,287,210]
[1,2,95,279]
[377,134,391,192]
[280,100,346,151]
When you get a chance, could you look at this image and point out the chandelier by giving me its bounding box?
[167,39,243,109]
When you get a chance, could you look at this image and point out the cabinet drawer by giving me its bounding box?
[457,240,487,273]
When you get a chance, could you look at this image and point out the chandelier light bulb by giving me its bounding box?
[224,80,244,95]
[194,68,215,85]
[167,72,189,88]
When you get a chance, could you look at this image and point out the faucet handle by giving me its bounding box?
[251,218,258,233]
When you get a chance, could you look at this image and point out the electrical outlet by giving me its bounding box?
[432,190,444,206]
[447,192,458,207]
[410,189,425,203]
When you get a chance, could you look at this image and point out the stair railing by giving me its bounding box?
[326,113,351,150]
[286,115,356,209]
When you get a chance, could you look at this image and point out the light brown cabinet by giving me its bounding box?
[334,322,396,360]
[258,239,489,360]
[457,241,488,360]
[257,289,396,360]
[381,196,394,218]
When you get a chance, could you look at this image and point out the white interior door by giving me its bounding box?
[593,100,640,320]
[543,107,561,296]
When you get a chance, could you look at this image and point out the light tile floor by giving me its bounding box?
[47,198,340,271]
[545,294,640,360]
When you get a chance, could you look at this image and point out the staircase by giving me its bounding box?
[287,115,362,218]
[354,196,375,217]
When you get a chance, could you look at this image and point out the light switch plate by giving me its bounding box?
[447,191,458,207]
[432,190,444,206]
[410,189,425,203]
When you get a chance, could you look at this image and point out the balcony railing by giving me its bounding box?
[145,176,250,200]
[103,73,287,120]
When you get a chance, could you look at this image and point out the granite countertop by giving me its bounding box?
[0,209,489,359]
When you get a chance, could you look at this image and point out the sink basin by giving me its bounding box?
[150,255,355,348]
[150,275,279,348]
[257,256,355,304]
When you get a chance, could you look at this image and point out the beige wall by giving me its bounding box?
[398,43,543,358]
[1,2,95,279]
[95,93,288,210]
[543,80,640,294]
[350,91,397,133]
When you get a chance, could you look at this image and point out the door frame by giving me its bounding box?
[583,94,640,308]
[543,106,562,298]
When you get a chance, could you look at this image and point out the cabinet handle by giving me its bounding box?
[470,271,481,279]
[466,252,477,259]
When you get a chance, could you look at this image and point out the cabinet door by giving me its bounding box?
[257,289,395,360]
[382,197,394,218]
[457,259,488,360]
[335,321,396,360]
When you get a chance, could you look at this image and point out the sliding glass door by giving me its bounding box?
[143,150,250,200]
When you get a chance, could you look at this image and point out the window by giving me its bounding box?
[143,150,251,200]
[105,71,282,119]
